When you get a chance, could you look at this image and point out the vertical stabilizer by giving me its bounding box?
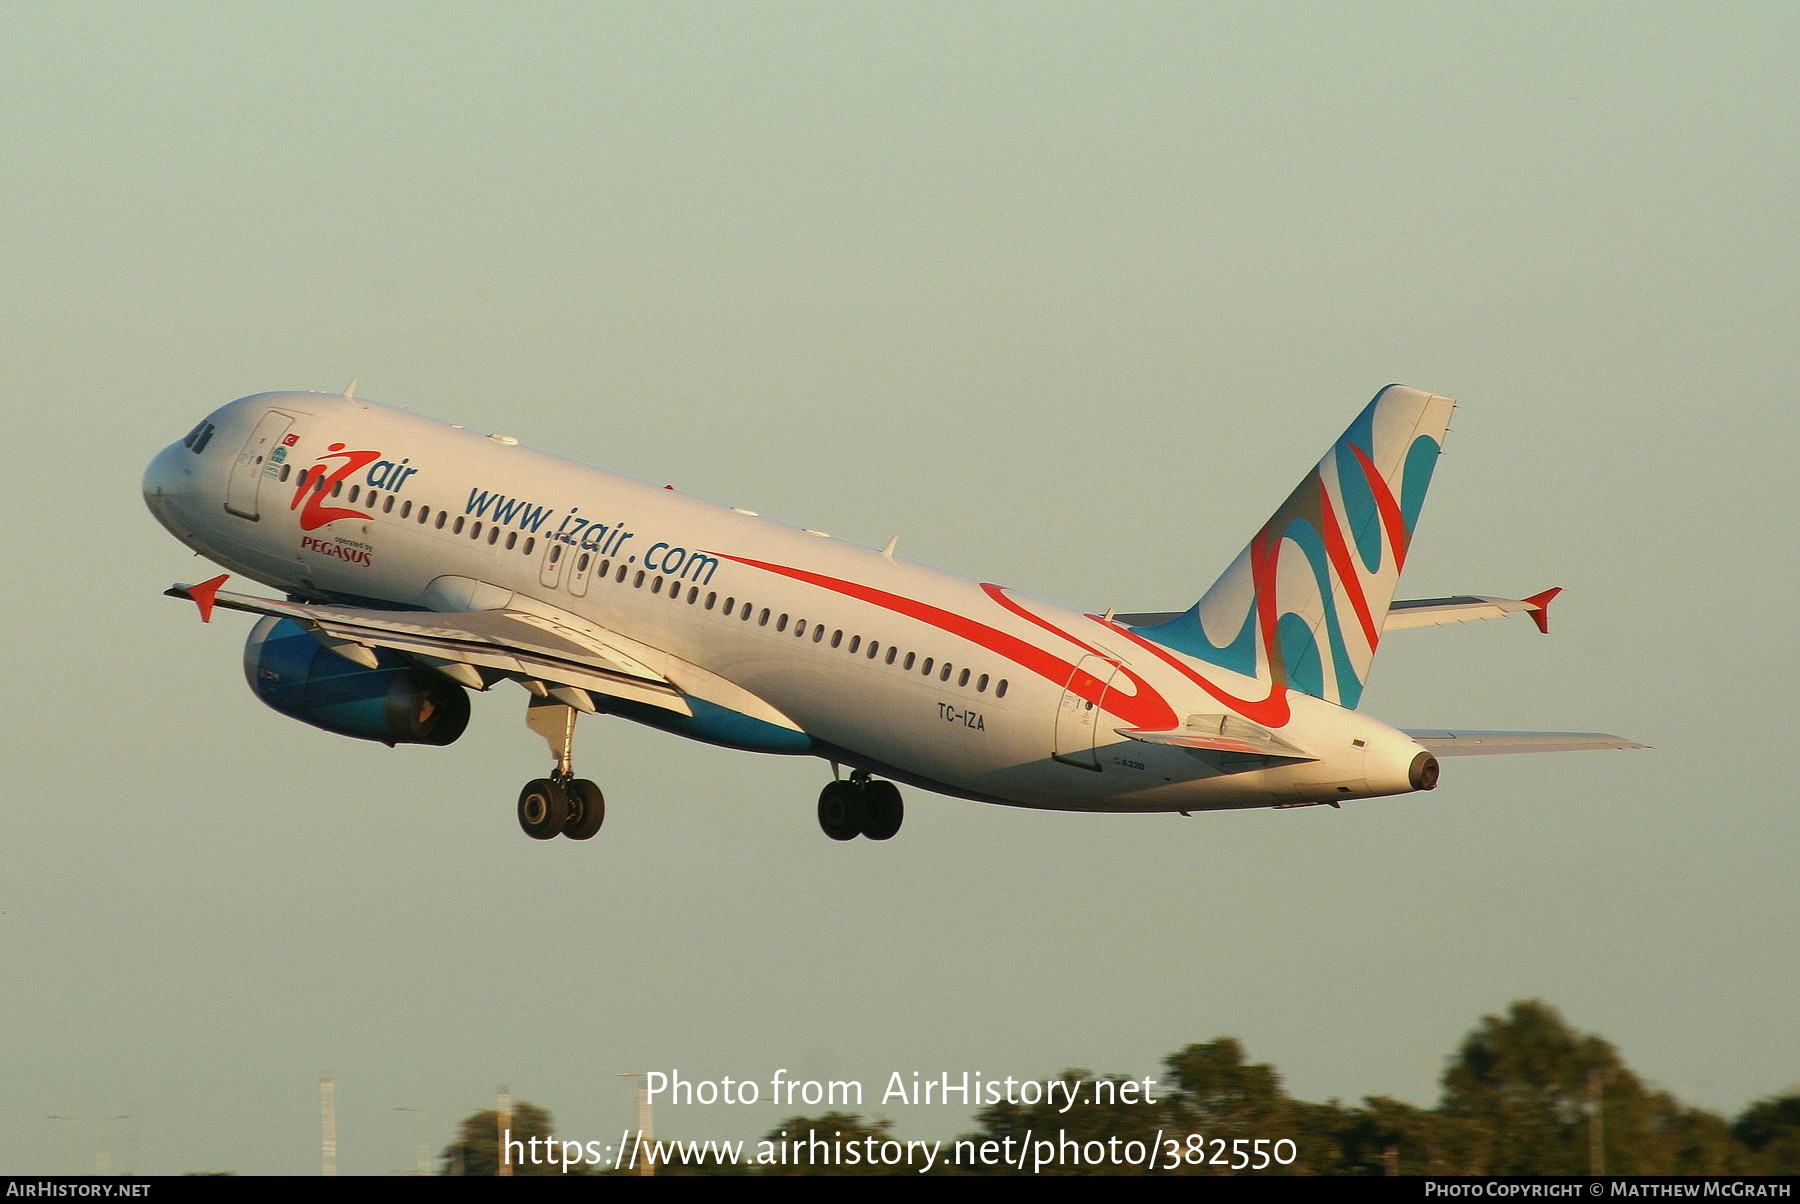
[1135,385,1455,709]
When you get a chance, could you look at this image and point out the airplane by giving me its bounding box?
[143,383,1645,843]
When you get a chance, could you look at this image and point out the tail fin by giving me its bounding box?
[1135,385,1455,709]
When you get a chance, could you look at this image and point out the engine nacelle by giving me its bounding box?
[243,616,470,746]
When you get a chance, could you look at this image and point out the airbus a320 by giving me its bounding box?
[143,383,1643,843]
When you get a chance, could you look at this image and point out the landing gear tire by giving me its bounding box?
[817,780,864,841]
[562,778,606,840]
[861,780,903,840]
[518,778,569,840]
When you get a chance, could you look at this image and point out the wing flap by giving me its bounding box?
[1403,729,1648,756]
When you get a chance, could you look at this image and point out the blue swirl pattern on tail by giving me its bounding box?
[1135,386,1455,710]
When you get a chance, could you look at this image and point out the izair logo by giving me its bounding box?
[289,442,420,532]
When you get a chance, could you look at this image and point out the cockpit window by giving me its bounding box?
[181,422,206,448]
[185,422,216,454]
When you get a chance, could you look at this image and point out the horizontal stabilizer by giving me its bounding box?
[1384,588,1560,632]
[1403,729,1649,756]
[1121,589,1562,635]
[1119,714,1317,761]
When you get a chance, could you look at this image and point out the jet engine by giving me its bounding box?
[243,616,470,746]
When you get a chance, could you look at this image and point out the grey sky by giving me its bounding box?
[2,2,1794,1175]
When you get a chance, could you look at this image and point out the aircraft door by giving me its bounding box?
[567,539,597,597]
[225,410,294,520]
[1053,654,1120,770]
[539,535,567,589]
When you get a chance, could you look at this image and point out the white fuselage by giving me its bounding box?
[144,392,1431,813]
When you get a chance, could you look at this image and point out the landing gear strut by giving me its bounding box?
[519,697,605,841]
[817,771,903,841]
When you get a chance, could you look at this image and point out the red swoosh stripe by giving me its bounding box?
[712,553,1179,730]
[1349,443,1410,572]
[1316,479,1380,649]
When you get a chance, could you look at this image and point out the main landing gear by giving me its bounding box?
[518,697,605,841]
[518,776,605,841]
[817,771,903,841]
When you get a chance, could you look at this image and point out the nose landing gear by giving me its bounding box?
[519,696,605,841]
[817,771,903,841]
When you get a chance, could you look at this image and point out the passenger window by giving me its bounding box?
[435,512,447,529]
[598,559,610,576]
[758,608,770,627]
[525,537,535,555]
[634,571,645,587]
[813,626,825,643]
[383,495,394,514]
[401,501,412,518]
[506,532,517,550]
[831,630,842,648]
[940,663,952,681]
[549,543,561,563]
[742,603,752,620]
[847,635,859,654]
[779,615,791,633]
[279,464,291,482]
[651,576,663,594]
[886,648,897,665]
[977,674,989,692]
[471,521,483,539]
[616,564,628,582]
[453,517,465,535]
[904,653,915,670]
[706,592,717,610]
[996,680,1009,698]
[687,587,698,604]
[332,480,343,498]
[488,527,500,545]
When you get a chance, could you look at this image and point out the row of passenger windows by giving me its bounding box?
[284,464,544,555]
[280,463,1009,699]
[585,559,1012,699]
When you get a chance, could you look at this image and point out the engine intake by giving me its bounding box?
[243,616,469,746]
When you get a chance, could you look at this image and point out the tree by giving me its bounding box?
[1160,1038,1338,1174]
[1333,1096,1493,1175]
[1438,999,1748,1175]
[1733,1095,1800,1174]
[1440,1000,1626,1173]
[959,1070,1166,1176]
[441,1101,561,1176]
[753,1112,900,1176]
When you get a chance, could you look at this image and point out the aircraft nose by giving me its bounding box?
[143,438,198,527]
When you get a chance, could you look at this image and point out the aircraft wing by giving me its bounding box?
[166,575,692,716]
[1402,730,1649,756]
